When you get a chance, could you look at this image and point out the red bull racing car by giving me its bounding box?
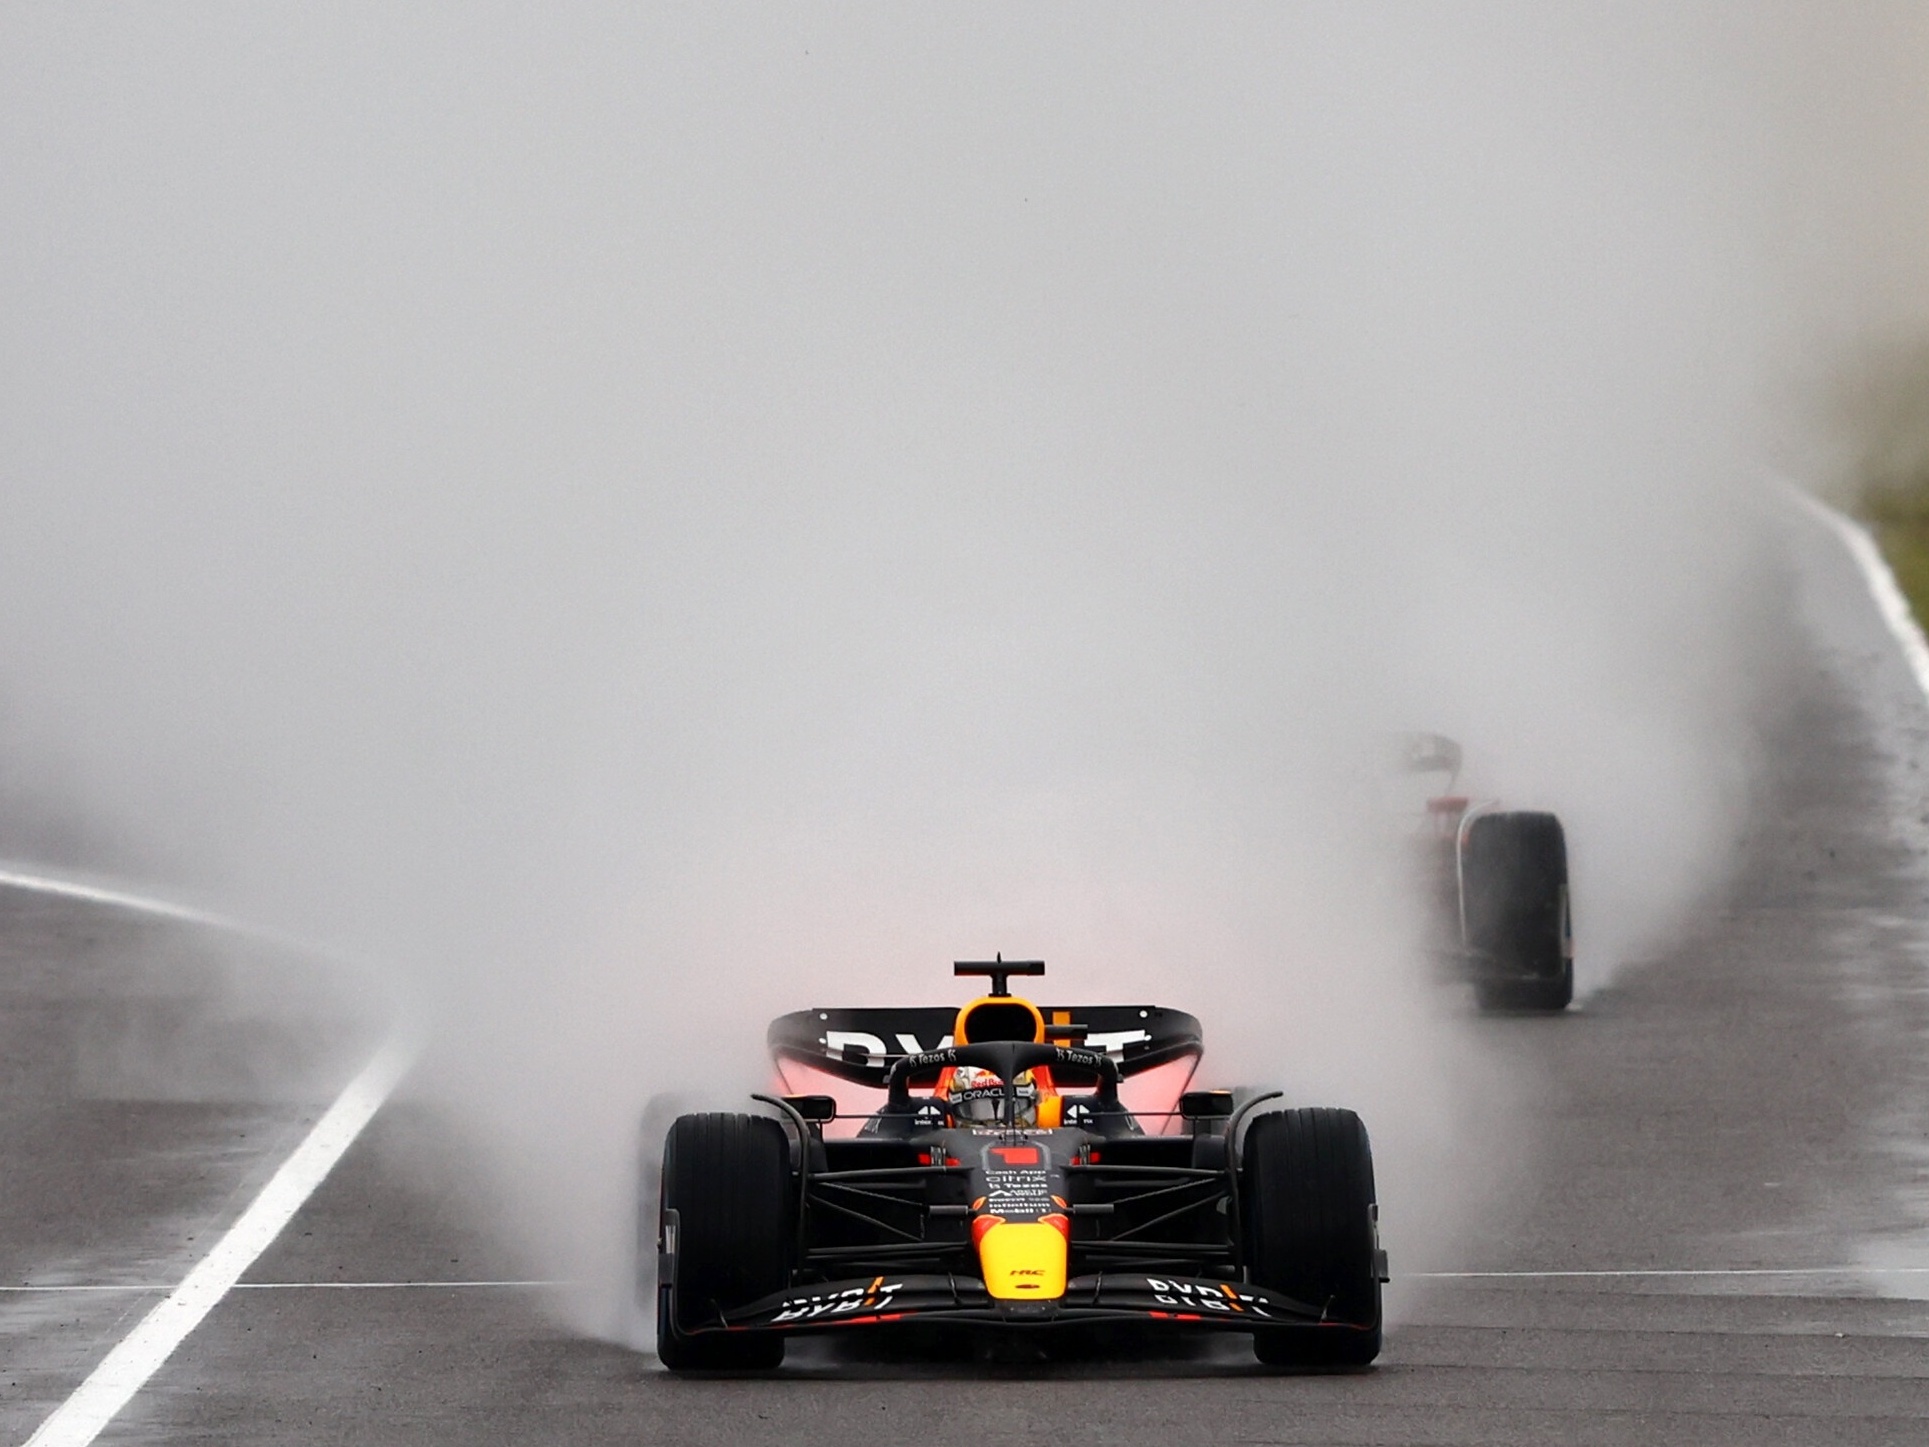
[647,959,1386,1371]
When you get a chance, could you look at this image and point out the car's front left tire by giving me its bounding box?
[655,1112,793,1371]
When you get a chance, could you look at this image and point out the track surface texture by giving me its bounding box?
[8,504,1929,1444]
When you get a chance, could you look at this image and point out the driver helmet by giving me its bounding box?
[946,1065,1038,1127]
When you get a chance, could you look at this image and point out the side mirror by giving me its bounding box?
[783,1094,838,1123]
[1179,1090,1234,1121]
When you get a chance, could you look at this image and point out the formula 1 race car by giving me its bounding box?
[1401,733,1573,1012]
[646,959,1386,1371]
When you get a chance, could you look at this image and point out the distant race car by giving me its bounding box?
[1400,733,1573,1011]
[645,958,1386,1371]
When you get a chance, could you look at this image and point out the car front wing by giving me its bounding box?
[684,1272,1358,1336]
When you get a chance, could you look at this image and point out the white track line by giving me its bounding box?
[1416,1266,1929,1280]
[227,1288,559,1296]
[1787,487,1929,703]
[0,866,242,931]
[0,864,353,964]
[4,1281,559,1293]
[21,1036,416,1447]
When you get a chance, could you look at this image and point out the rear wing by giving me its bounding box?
[767,1005,1204,1089]
[1398,732,1462,782]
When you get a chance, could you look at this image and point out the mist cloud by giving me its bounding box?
[5,6,1928,1337]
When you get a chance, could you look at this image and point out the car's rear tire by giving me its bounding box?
[1474,956,1573,1013]
[655,1112,793,1371]
[1242,1107,1383,1367]
[1463,810,1573,1012]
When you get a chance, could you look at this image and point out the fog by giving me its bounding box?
[5,6,1929,1339]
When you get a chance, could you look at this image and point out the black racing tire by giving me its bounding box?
[1473,957,1574,1013]
[655,1112,793,1371]
[1462,810,1573,1012]
[1241,1107,1383,1368]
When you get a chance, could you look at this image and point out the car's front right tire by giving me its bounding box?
[1241,1107,1383,1367]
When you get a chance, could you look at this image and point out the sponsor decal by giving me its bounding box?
[1139,1277,1273,1318]
[899,1050,955,1074]
[818,1029,1144,1066]
[817,1033,954,1065]
[1078,1030,1151,1059]
[821,1030,887,1065]
[770,1277,902,1324]
[980,1143,1056,1218]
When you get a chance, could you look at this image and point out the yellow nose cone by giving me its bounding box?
[976,1221,1068,1300]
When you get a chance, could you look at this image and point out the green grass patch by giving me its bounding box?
[1842,338,1929,628]
[1868,516,1929,628]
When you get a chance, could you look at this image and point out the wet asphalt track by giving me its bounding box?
[9,504,1929,1445]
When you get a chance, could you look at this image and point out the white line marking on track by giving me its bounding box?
[4,1281,562,1293]
[1787,486,1929,704]
[0,866,238,930]
[21,1036,417,1447]
[0,863,352,963]
[231,1288,563,1296]
[1416,1266,1929,1279]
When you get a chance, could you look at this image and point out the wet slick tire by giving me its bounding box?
[656,1113,793,1371]
[1463,810,1573,1013]
[1242,1107,1382,1367]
